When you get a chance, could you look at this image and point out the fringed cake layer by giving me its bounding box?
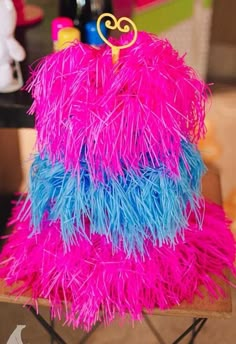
[0,201,234,331]
[27,32,208,179]
[24,141,205,253]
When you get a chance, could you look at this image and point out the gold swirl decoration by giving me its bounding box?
[97,13,138,64]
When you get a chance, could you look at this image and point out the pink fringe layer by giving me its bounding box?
[26,32,208,180]
[0,201,235,331]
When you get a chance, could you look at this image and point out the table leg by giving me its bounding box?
[50,318,55,344]
[27,306,66,344]
[172,318,207,344]
[28,305,102,344]
[189,318,207,343]
[143,313,166,344]
[27,305,207,344]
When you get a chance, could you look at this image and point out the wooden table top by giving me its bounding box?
[0,167,232,318]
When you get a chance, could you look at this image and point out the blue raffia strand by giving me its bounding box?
[26,141,206,255]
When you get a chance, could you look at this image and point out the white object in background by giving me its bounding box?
[159,0,213,80]
[6,325,26,344]
[0,0,25,92]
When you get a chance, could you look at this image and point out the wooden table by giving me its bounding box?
[0,167,232,344]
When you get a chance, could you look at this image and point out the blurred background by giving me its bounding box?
[0,1,236,343]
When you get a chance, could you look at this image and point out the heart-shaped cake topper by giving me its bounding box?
[97,13,138,64]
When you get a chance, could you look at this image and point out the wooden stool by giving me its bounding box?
[0,168,232,344]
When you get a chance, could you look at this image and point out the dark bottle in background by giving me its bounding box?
[59,0,113,42]
[59,0,77,20]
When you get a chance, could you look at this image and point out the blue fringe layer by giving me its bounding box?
[25,141,205,255]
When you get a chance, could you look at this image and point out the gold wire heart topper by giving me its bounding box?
[97,13,138,64]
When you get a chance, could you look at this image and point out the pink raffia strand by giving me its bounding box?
[26,32,208,180]
[0,200,235,331]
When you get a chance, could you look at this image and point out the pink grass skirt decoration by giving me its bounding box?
[0,200,235,331]
[1,29,235,332]
[27,32,208,179]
